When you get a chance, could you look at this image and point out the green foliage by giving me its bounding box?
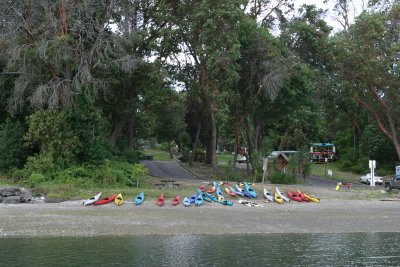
[25,109,80,167]
[269,172,296,184]
[67,104,111,164]
[0,119,29,171]
[11,159,148,188]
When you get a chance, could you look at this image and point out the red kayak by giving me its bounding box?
[157,193,165,207]
[172,195,180,206]
[206,186,216,193]
[297,190,310,202]
[94,194,118,205]
[199,185,205,192]
[225,187,236,197]
[286,191,303,202]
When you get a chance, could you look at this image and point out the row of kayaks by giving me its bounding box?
[82,183,319,207]
[263,187,320,204]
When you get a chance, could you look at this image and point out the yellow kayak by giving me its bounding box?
[114,193,124,206]
[300,191,320,203]
[274,192,284,204]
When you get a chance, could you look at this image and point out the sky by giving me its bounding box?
[294,0,365,31]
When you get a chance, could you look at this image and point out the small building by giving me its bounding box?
[276,152,289,173]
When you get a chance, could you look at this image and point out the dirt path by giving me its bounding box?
[143,160,205,181]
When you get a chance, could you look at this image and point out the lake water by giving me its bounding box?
[2,233,400,266]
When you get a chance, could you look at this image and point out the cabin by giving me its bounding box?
[267,151,298,173]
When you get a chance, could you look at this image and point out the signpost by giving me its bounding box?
[369,160,376,187]
[262,158,268,186]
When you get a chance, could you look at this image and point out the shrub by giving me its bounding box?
[269,172,296,184]
[0,119,29,171]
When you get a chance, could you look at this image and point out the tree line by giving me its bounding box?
[0,0,399,183]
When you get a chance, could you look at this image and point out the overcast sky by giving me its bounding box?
[295,0,365,31]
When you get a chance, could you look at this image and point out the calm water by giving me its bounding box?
[1,233,400,266]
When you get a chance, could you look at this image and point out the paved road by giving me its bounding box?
[143,160,202,181]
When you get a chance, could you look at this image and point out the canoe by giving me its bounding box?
[276,187,290,202]
[212,181,219,187]
[172,195,180,206]
[235,185,244,194]
[183,197,191,206]
[296,190,310,202]
[94,194,118,205]
[221,200,233,206]
[157,193,165,207]
[210,195,219,203]
[199,185,205,192]
[225,187,236,197]
[114,193,124,206]
[243,191,254,198]
[135,192,144,205]
[287,191,303,202]
[274,192,284,204]
[302,191,320,203]
[201,192,212,202]
[189,193,197,204]
[195,193,203,206]
[244,182,257,198]
[206,186,216,193]
[216,186,224,200]
[263,188,274,202]
[230,187,244,196]
[83,192,102,206]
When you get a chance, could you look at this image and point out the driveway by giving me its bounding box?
[143,160,204,181]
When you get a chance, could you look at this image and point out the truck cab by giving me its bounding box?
[384,165,400,192]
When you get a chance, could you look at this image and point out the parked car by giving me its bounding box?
[359,173,383,185]
[384,178,400,192]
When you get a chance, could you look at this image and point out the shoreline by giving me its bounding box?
[2,196,400,237]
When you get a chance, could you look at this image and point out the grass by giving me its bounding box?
[141,149,171,161]
[310,163,360,182]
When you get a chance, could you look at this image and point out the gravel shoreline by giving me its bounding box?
[1,191,400,237]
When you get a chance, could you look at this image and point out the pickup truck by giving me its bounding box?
[384,178,400,192]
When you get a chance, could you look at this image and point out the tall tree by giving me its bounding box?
[158,0,244,172]
[333,4,400,159]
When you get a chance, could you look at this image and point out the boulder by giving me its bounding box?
[0,187,21,197]
[2,196,21,204]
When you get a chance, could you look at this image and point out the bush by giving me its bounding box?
[0,119,29,171]
[269,171,296,184]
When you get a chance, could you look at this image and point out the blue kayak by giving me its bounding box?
[230,187,244,196]
[135,192,144,205]
[195,193,203,206]
[189,193,197,204]
[245,182,257,198]
[216,186,224,200]
[201,191,212,202]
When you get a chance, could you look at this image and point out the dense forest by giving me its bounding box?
[0,0,399,186]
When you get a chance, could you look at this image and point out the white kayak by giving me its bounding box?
[263,188,274,202]
[275,187,290,203]
[83,192,102,206]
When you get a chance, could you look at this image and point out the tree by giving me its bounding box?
[0,0,139,112]
[158,0,244,172]
[332,4,400,160]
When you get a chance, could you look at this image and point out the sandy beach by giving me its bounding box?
[1,186,400,237]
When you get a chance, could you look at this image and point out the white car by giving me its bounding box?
[359,173,383,185]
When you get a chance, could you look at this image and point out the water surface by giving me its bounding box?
[2,233,400,266]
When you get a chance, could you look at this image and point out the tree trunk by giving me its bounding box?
[189,121,201,166]
[109,116,127,146]
[210,99,218,172]
[127,112,136,149]
[232,123,240,171]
